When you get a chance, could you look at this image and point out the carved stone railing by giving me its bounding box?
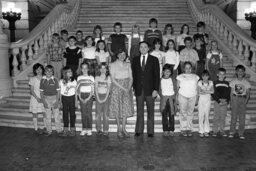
[188,0,256,81]
[10,0,80,86]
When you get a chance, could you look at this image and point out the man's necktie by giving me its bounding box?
[142,55,145,71]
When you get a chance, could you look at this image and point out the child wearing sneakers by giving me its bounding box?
[212,68,230,137]
[197,70,214,137]
[59,66,77,136]
[40,65,62,136]
[160,64,176,136]
[76,62,95,136]
[229,65,251,139]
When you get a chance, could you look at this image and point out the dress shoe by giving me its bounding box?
[134,133,141,137]
[148,134,154,137]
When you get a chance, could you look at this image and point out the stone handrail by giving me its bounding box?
[187,0,256,81]
[10,0,80,86]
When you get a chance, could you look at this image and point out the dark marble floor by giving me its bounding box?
[0,127,256,171]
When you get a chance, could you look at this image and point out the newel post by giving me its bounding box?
[0,20,12,98]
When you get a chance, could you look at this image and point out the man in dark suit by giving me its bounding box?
[132,41,160,137]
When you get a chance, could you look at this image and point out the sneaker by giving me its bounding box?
[169,131,174,137]
[96,131,103,136]
[87,130,92,136]
[187,131,193,137]
[228,133,234,138]
[44,131,52,137]
[69,128,76,137]
[220,132,227,137]
[103,131,109,136]
[212,132,217,137]
[239,135,245,140]
[199,133,204,138]
[37,128,44,135]
[80,130,87,136]
[59,130,69,137]
[181,131,187,137]
[204,133,209,137]
[163,131,169,137]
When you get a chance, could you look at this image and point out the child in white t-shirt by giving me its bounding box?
[95,64,111,136]
[95,40,110,65]
[160,64,176,136]
[197,70,214,137]
[76,62,95,136]
[59,66,77,136]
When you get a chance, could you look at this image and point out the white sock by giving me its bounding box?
[33,117,38,131]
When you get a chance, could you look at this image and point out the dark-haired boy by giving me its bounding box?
[229,65,251,139]
[211,68,230,137]
[144,18,163,49]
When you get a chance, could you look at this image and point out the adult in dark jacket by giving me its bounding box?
[132,41,160,137]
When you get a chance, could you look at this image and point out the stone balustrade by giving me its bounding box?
[188,0,256,81]
[9,0,80,86]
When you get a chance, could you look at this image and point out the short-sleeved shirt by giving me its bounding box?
[75,39,85,48]
[230,78,251,96]
[95,76,111,94]
[165,50,180,70]
[194,46,206,63]
[162,35,176,47]
[77,75,95,93]
[108,34,128,54]
[59,79,77,96]
[180,48,199,64]
[46,43,65,62]
[150,50,165,66]
[95,51,110,63]
[177,73,199,98]
[64,47,82,66]
[40,76,60,96]
[198,80,213,98]
[161,78,175,96]
[82,47,96,59]
[29,76,41,98]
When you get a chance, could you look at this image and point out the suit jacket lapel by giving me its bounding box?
[144,55,150,71]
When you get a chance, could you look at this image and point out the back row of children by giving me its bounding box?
[47,19,221,81]
[160,62,250,140]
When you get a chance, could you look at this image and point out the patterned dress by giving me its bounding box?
[109,78,134,119]
[29,77,44,113]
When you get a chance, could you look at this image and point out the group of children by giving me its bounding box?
[28,18,251,139]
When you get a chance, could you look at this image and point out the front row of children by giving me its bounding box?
[30,62,110,137]
[29,61,251,139]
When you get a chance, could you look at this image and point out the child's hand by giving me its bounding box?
[53,102,59,109]
[75,101,79,109]
[43,102,48,109]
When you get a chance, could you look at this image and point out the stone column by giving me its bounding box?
[0,20,12,98]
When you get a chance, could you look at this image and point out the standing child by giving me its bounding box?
[194,36,207,78]
[59,66,77,136]
[59,29,69,48]
[95,40,110,65]
[193,21,209,47]
[129,24,143,65]
[75,30,85,49]
[108,22,128,62]
[197,70,214,137]
[46,33,65,79]
[76,62,95,136]
[206,40,223,82]
[176,24,191,52]
[93,25,106,44]
[229,65,251,139]
[177,62,199,137]
[164,39,180,80]
[212,68,230,137]
[160,64,176,136]
[63,36,82,79]
[179,37,199,73]
[150,38,165,76]
[144,18,163,49]
[162,24,176,48]
[29,63,46,134]
[82,36,98,77]
[95,64,111,136]
[40,65,62,136]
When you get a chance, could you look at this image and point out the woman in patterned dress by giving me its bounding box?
[109,49,134,138]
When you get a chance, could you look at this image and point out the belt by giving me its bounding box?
[233,94,246,98]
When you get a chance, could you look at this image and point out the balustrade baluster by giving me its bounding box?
[238,40,244,60]
[39,36,44,53]
[28,44,33,64]
[228,32,233,47]
[34,39,39,58]
[223,26,228,42]
[232,35,238,51]
[216,19,220,35]
[244,44,250,66]
[44,33,48,50]
[48,28,52,45]
[219,23,224,37]
[12,48,20,76]
[251,48,256,71]
[21,47,27,71]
